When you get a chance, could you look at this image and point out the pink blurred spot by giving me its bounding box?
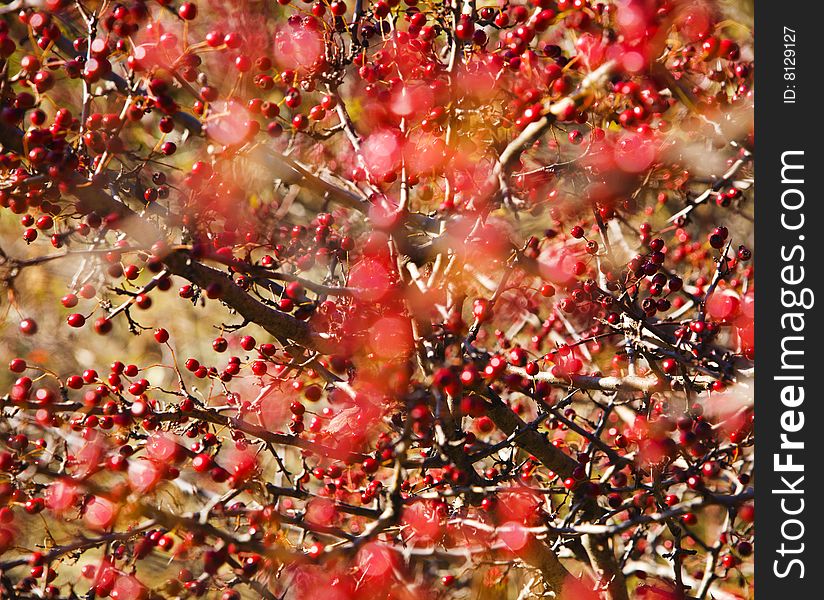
[638,438,670,466]
[677,6,712,41]
[615,133,656,173]
[559,573,600,600]
[390,84,434,118]
[706,396,750,439]
[72,435,106,479]
[615,2,648,41]
[498,521,530,551]
[621,50,646,73]
[706,289,741,321]
[538,246,578,286]
[305,498,338,526]
[369,316,413,360]
[455,60,497,101]
[357,542,395,578]
[738,322,754,347]
[740,291,754,319]
[205,101,252,146]
[254,383,291,431]
[405,131,447,176]
[111,574,147,600]
[127,459,161,494]
[146,433,180,462]
[361,130,402,179]
[496,490,542,525]
[368,194,402,230]
[402,501,443,543]
[129,44,164,72]
[274,26,323,70]
[455,218,514,271]
[84,496,117,531]
[348,258,393,303]
[287,566,351,600]
[576,33,607,69]
[46,479,77,513]
[220,445,259,484]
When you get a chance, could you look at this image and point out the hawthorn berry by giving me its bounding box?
[67,314,86,328]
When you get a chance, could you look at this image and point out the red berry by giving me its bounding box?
[94,318,112,335]
[178,2,198,20]
[362,457,379,474]
[192,454,212,472]
[307,541,324,559]
[61,294,79,308]
[721,554,738,569]
[67,313,86,328]
[19,318,38,335]
[24,498,45,514]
